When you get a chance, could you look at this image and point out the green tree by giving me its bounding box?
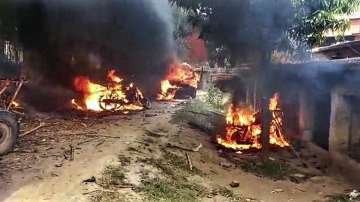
[291,0,360,46]
[170,0,360,50]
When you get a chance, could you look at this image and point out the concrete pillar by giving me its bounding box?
[298,89,314,141]
[329,88,352,154]
[198,70,211,90]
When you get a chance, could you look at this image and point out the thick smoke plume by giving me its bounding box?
[201,0,294,104]
[202,0,294,64]
[15,0,174,111]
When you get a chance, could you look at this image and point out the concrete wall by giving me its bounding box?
[298,89,315,141]
[329,87,352,154]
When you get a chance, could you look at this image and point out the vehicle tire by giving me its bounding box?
[0,111,19,155]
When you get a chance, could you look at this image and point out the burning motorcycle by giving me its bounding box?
[72,69,151,112]
[98,81,151,112]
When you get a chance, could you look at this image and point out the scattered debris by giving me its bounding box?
[63,145,75,161]
[185,152,193,171]
[294,187,306,192]
[145,129,165,137]
[95,139,106,148]
[229,181,240,188]
[193,143,203,152]
[219,161,233,169]
[167,143,202,152]
[271,188,284,194]
[145,113,158,117]
[66,132,122,139]
[82,176,97,183]
[70,145,75,161]
[289,173,307,183]
[326,190,360,202]
[50,172,59,177]
[268,157,275,161]
[20,122,46,137]
[349,190,360,200]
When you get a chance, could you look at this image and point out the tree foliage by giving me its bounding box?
[290,0,360,46]
[170,0,360,49]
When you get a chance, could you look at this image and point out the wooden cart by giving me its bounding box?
[0,78,25,155]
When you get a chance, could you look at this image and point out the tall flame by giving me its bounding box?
[72,70,145,112]
[217,93,289,151]
[158,62,200,100]
[269,93,289,148]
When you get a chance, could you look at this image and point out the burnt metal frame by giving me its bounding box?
[0,78,26,111]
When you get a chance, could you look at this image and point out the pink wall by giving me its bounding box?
[350,18,360,35]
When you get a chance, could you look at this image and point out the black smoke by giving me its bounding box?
[200,0,294,65]
[15,0,175,111]
[197,0,294,105]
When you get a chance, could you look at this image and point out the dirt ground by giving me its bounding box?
[0,101,356,202]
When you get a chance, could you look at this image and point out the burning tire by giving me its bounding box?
[0,111,19,155]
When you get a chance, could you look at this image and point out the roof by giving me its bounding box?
[306,57,360,66]
[275,57,360,78]
[312,40,360,53]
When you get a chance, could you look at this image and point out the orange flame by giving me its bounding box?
[72,70,145,112]
[217,93,289,151]
[269,93,289,148]
[10,101,20,108]
[158,62,200,100]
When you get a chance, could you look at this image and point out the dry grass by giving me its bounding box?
[240,159,291,180]
[99,165,127,189]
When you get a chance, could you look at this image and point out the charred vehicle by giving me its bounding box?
[0,58,22,155]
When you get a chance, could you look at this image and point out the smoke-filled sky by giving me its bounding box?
[15,0,175,111]
[201,0,294,64]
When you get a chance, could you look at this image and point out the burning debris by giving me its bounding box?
[158,62,200,100]
[217,93,289,151]
[72,70,150,112]
[0,78,25,111]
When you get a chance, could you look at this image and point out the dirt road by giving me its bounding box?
[0,102,354,202]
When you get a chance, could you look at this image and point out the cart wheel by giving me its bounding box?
[0,111,19,155]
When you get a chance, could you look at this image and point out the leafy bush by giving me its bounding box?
[205,86,224,110]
